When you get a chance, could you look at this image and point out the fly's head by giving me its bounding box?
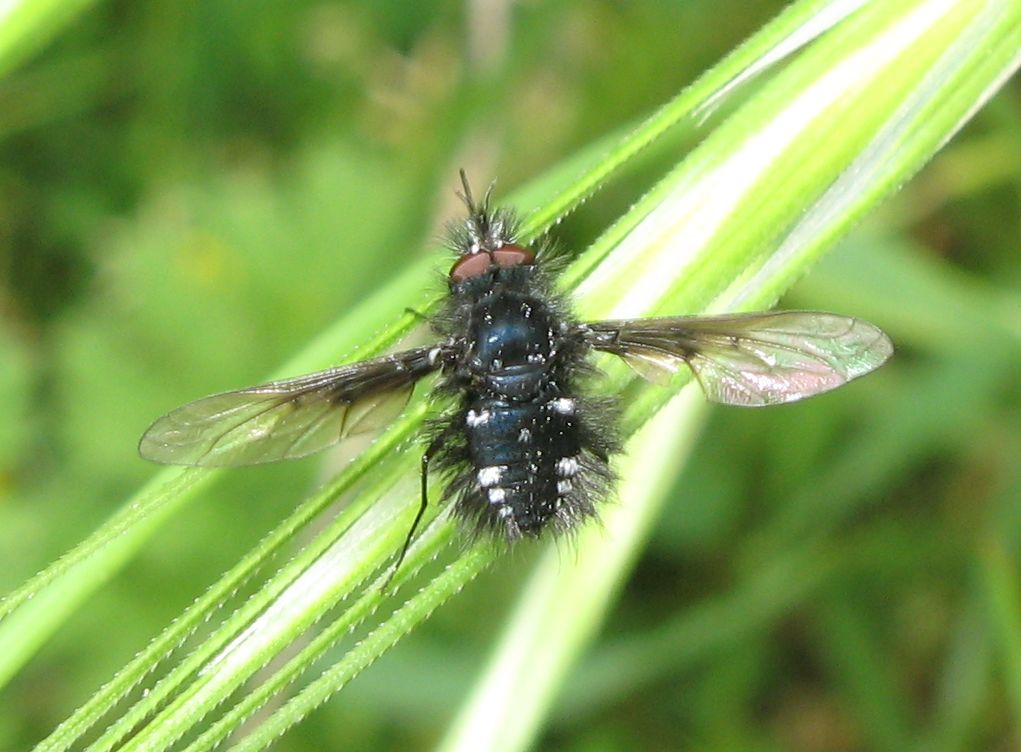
[447,170,535,285]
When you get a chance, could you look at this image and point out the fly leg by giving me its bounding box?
[386,430,449,588]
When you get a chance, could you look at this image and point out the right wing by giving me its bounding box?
[579,311,892,407]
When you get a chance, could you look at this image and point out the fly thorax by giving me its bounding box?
[466,290,558,400]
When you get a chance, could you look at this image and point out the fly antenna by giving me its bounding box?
[457,168,477,214]
[481,180,495,213]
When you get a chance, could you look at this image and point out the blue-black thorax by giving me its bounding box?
[453,267,565,401]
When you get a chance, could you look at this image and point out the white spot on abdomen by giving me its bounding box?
[555,456,579,477]
[477,465,505,487]
[550,397,575,415]
[466,409,491,427]
[488,488,506,504]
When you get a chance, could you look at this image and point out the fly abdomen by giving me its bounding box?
[458,394,587,538]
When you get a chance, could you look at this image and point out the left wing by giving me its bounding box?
[139,346,445,466]
[578,311,892,407]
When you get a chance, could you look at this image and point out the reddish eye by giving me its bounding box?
[449,253,491,283]
[492,245,535,268]
[449,245,536,283]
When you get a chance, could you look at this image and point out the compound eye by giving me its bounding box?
[449,245,536,283]
[492,245,535,268]
[449,253,492,283]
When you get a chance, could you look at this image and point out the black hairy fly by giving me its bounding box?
[140,172,893,572]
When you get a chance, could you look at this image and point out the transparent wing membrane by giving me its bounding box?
[139,347,442,466]
[581,311,892,407]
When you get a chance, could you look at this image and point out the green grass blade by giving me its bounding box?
[521,0,873,235]
[436,1,1021,750]
[0,0,875,719]
[12,0,1021,749]
[812,592,914,751]
[1,267,429,696]
[0,0,99,78]
[979,538,1021,731]
[438,390,709,752]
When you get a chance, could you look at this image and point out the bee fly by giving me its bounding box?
[140,171,893,573]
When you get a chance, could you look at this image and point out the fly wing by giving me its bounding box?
[139,346,444,466]
[580,311,892,407]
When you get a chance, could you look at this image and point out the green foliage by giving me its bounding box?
[1,1,1020,750]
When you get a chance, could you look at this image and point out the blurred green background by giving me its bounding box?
[2,1,1020,750]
